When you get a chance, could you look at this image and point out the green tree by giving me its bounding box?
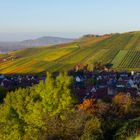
[113,92,132,117]
[114,117,140,140]
[0,87,8,103]
[0,88,30,140]
[80,117,103,140]
[35,72,76,116]
[0,72,77,139]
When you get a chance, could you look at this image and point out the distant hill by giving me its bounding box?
[1,31,140,74]
[20,36,74,47]
[0,36,74,53]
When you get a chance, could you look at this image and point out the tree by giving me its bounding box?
[80,117,103,140]
[78,99,97,113]
[93,62,104,72]
[114,117,140,140]
[113,92,132,116]
[0,87,8,103]
[0,88,30,140]
[0,72,77,139]
[34,72,76,117]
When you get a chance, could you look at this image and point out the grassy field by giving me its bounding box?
[1,31,140,74]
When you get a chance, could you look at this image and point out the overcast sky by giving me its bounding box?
[0,0,140,41]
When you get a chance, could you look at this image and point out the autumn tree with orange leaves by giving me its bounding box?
[113,92,133,117]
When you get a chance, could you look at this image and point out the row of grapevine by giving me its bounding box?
[111,50,128,68]
[101,47,120,64]
[118,51,140,68]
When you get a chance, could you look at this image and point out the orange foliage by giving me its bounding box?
[78,99,98,113]
[113,92,132,116]
[113,92,131,106]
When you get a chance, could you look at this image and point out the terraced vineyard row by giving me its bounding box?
[1,31,140,74]
[118,51,140,68]
[112,50,128,68]
[102,48,119,63]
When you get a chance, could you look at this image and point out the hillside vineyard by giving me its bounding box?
[1,32,140,74]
